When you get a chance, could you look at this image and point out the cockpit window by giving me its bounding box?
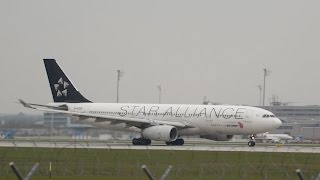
[262,114,276,118]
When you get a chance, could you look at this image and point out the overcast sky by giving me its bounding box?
[1,1,320,113]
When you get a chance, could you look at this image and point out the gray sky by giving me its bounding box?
[1,1,320,113]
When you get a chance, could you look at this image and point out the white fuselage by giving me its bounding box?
[52,103,282,137]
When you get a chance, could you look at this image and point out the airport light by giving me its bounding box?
[262,68,271,106]
[257,85,262,106]
[157,85,162,104]
[116,70,124,103]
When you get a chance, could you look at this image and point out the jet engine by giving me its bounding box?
[200,134,233,141]
[141,125,178,142]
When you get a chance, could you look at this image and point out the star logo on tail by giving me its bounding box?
[54,78,69,97]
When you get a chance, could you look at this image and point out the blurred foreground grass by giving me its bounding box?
[0,147,319,180]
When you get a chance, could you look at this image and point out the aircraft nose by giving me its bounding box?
[273,118,282,128]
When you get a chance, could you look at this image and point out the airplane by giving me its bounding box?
[256,132,293,143]
[19,59,282,147]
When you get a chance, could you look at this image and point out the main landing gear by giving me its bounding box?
[248,134,256,147]
[132,138,151,145]
[131,138,185,146]
[166,138,184,146]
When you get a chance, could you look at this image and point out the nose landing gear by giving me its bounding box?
[248,134,256,147]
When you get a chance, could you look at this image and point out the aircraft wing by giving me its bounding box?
[19,100,191,129]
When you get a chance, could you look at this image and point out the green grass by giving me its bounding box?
[0,147,319,180]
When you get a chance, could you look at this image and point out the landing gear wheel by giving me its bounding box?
[166,138,184,146]
[132,138,151,145]
[248,141,256,147]
[247,134,256,147]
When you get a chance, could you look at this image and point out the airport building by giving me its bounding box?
[43,113,70,128]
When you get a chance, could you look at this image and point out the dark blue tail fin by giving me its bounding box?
[43,59,91,103]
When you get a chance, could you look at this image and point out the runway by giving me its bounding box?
[1,139,320,153]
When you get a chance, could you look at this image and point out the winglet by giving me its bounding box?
[18,99,35,109]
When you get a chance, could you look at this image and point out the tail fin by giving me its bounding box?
[43,59,92,103]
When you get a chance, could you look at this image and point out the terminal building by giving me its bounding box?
[43,113,70,128]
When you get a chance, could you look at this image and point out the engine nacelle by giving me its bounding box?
[141,125,178,142]
[200,134,234,141]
